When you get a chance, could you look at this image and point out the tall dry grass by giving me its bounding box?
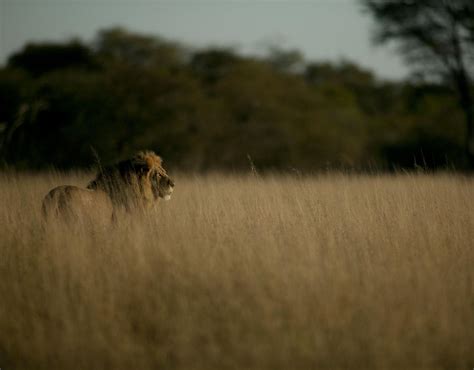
[0,171,473,369]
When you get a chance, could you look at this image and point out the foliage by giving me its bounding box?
[362,0,474,167]
[0,27,469,171]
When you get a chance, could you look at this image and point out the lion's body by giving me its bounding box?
[42,185,114,225]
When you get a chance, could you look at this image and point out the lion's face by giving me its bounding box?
[151,174,174,201]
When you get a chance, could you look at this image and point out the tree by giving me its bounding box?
[94,27,184,68]
[8,40,97,77]
[190,48,241,84]
[265,46,305,74]
[362,0,474,168]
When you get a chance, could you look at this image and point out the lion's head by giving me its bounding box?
[87,150,175,209]
[151,173,174,201]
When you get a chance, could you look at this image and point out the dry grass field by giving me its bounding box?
[0,171,473,369]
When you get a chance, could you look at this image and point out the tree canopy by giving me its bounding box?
[0,27,469,171]
[362,0,474,167]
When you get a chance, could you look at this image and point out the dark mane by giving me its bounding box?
[86,150,170,209]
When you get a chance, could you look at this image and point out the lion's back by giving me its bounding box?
[42,185,114,224]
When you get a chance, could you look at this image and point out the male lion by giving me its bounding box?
[42,150,174,223]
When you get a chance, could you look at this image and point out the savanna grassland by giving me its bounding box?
[0,171,473,370]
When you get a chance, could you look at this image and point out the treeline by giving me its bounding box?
[0,28,468,171]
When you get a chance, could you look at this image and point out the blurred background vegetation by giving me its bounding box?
[1,0,473,172]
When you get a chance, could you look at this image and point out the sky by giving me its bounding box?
[0,0,408,80]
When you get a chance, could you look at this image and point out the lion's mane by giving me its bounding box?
[87,150,170,210]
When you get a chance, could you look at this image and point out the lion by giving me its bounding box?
[42,150,174,224]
